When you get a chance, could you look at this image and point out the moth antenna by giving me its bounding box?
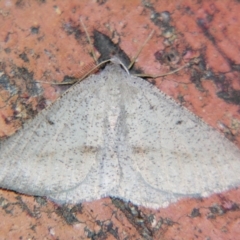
[128,30,155,70]
[80,17,98,65]
[136,62,191,79]
[110,56,130,74]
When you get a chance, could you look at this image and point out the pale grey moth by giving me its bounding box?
[0,60,240,209]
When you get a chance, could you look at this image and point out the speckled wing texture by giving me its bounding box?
[1,63,240,208]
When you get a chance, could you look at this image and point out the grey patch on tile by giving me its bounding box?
[0,74,18,95]
[190,208,201,218]
[56,205,79,225]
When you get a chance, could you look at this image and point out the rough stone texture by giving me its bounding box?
[0,0,240,239]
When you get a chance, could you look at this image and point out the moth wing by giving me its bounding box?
[126,76,240,198]
[0,75,106,200]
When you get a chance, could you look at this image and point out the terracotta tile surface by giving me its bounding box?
[0,0,240,239]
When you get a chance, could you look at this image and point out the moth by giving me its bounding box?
[0,24,240,209]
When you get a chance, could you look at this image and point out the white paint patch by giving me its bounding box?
[1,62,240,209]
